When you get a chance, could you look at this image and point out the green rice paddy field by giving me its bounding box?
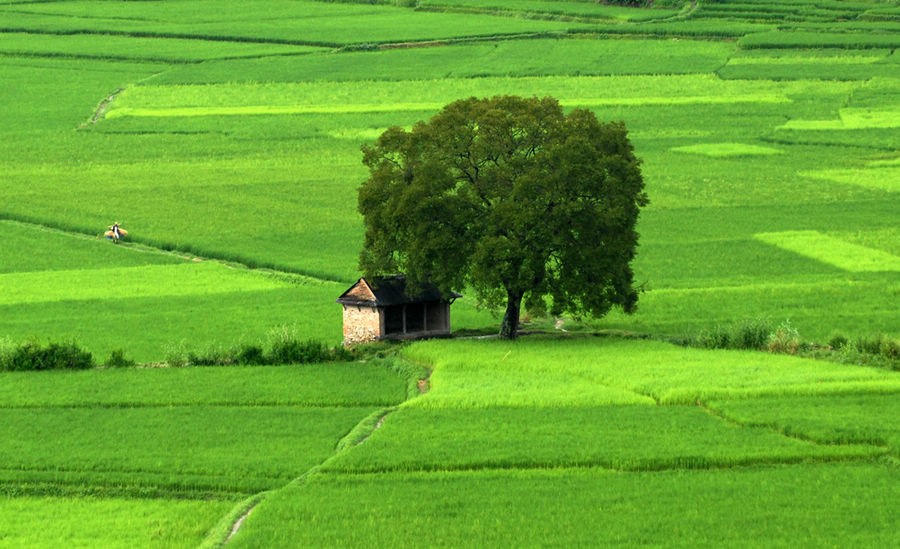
[0,0,897,547]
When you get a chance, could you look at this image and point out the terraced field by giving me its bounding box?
[230,337,898,547]
[0,0,897,546]
[0,361,411,547]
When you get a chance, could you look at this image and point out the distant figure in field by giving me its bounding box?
[104,221,128,243]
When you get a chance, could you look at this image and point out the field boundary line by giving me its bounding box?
[199,492,268,549]
[213,406,397,545]
[215,367,420,544]
[698,401,892,451]
[319,450,885,477]
[83,87,124,127]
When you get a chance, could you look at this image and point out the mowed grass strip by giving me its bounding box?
[0,362,407,408]
[403,338,900,407]
[755,230,900,272]
[0,262,290,305]
[0,406,378,493]
[0,495,234,549]
[229,464,899,548]
[322,405,882,474]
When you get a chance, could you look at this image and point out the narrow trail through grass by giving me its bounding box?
[217,404,399,545]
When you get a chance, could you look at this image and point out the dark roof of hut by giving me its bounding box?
[336,275,460,307]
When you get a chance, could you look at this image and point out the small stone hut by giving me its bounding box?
[336,275,459,345]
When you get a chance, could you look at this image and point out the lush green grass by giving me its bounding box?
[230,464,899,548]
[402,338,900,407]
[0,362,407,407]
[739,30,900,50]
[418,0,681,21]
[1,3,899,546]
[323,405,882,473]
[0,359,409,540]
[0,56,165,131]
[107,74,803,114]
[755,230,900,272]
[599,273,900,341]
[801,165,900,193]
[0,405,378,493]
[3,50,893,349]
[153,37,734,84]
[719,48,897,80]
[0,32,325,63]
[0,262,290,306]
[671,142,783,157]
[708,394,900,452]
[0,495,234,549]
[0,287,344,362]
[0,220,182,273]
[0,1,590,45]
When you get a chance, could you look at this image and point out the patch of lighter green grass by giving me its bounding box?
[800,165,899,193]
[671,142,783,158]
[107,94,790,119]
[0,262,290,305]
[867,157,900,168]
[107,104,445,118]
[755,230,900,272]
[0,496,233,549]
[571,95,789,107]
[108,75,802,120]
[832,227,900,256]
[780,108,900,130]
[402,338,899,408]
[326,127,400,140]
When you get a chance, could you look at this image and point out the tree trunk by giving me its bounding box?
[499,289,524,339]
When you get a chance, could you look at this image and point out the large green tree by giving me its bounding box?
[358,95,648,339]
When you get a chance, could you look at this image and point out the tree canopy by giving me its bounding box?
[358,95,648,339]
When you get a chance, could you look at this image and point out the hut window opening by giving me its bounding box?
[406,303,426,333]
[384,306,404,335]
